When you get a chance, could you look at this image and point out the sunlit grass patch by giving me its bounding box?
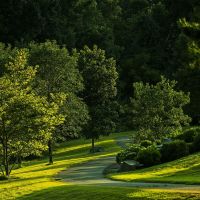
[109,152,200,184]
[2,130,200,200]
[0,131,133,199]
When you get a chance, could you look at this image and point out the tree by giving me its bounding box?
[174,4,200,123]
[28,41,88,164]
[0,0,120,57]
[131,77,191,142]
[78,45,118,151]
[0,50,65,177]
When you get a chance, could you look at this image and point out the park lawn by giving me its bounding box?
[0,131,200,200]
[17,185,200,200]
[0,131,131,200]
[109,152,200,184]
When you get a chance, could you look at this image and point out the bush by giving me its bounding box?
[161,140,189,162]
[140,140,152,148]
[137,145,161,167]
[193,132,200,152]
[116,144,141,164]
[156,139,162,145]
[187,143,195,154]
[177,128,198,143]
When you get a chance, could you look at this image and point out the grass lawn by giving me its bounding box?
[1,131,200,200]
[109,152,200,185]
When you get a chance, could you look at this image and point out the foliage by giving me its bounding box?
[187,142,195,154]
[140,140,153,148]
[0,43,17,76]
[137,145,161,167]
[0,50,65,176]
[0,0,199,126]
[116,144,141,164]
[28,41,89,163]
[160,140,189,163]
[131,76,191,141]
[175,5,200,123]
[176,128,199,143]
[193,132,200,152]
[78,45,118,149]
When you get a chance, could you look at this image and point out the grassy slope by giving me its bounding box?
[1,131,200,200]
[109,152,200,184]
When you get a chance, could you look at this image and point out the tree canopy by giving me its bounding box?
[0,50,65,176]
[131,77,191,141]
[78,45,118,150]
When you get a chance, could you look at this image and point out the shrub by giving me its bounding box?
[193,132,200,152]
[140,140,152,148]
[187,143,195,154]
[161,140,189,162]
[116,144,141,164]
[156,139,162,145]
[137,145,161,167]
[177,128,198,143]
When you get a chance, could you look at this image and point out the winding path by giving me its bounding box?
[58,137,200,192]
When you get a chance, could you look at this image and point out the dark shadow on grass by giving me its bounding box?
[16,185,140,200]
[15,184,200,200]
[0,174,54,187]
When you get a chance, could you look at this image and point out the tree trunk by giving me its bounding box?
[48,139,53,165]
[2,118,10,177]
[91,138,95,153]
[47,85,53,165]
[4,144,9,177]
[17,155,22,168]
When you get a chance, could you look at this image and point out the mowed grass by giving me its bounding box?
[17,185,200,200]
[1,131,200,200]
[109,152,200,185]
[0,131,131,200]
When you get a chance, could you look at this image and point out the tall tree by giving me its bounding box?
[0,50,65,176]
[78,45,118,151]
[116,0,179,99]
[174,2,200,124]
[28,41,88,164]
[0,0,120,57]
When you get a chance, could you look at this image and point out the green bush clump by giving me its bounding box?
[156,139,162,145]
[161,140,189,162]
[116,144,141,164]
[140,140,152,148]
[137,145,161,167]
[193,132,200,152]
[187,142,195,154]
[177,128,198,143]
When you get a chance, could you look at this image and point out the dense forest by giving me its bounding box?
[0,0,199,173]
[0,0,199,123]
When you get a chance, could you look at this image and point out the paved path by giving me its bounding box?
[58,137,200,191]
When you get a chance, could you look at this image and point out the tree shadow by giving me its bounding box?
[16,185,139,200]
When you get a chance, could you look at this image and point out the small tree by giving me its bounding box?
[78,45,118,151]
[131,77,191,142]
[0,50,65,177]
